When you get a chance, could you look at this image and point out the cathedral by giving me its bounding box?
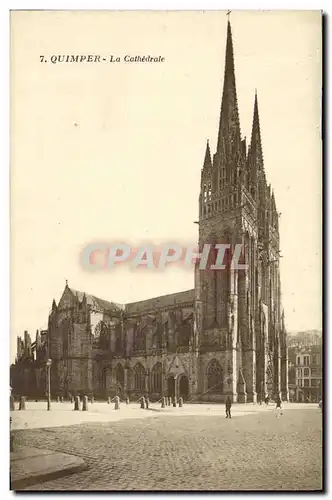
[11,19,289,403]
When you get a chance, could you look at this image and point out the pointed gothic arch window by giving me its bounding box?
[178,313,193,348]
[152,327,162,349]
[151,362,162,394]
[95,321,109,350]
[133,363,145,391]
[207,359,223,393]
[60,318,71,357]
[178,324,190,348]
[133,323,146,352]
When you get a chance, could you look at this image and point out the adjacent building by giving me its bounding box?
[288,331,322,402]
[11,19,288,403]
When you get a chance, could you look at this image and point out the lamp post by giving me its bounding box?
[46,359,52,411]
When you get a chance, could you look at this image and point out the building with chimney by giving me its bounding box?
[11,19,288,403]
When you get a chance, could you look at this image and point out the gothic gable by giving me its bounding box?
[167,355,188,377]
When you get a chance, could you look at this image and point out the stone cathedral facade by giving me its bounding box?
[11,20,289,403]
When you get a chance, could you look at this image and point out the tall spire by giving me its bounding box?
[203,140,212,169]
[249,91,263,170]
[247,91,264,199]
[217,20,242,162]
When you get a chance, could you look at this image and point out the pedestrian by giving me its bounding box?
[275,395,282,417]
[225,396,232,419]
[318,400,322,413]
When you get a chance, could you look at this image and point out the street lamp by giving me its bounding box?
[46,359,52,411]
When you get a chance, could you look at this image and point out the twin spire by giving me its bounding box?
[203,139,212,169]
[249,90,264,170]
[217,20,241,161]
[204,19,263,177]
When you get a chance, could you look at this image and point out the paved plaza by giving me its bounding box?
[12,403,322,491]
[12,400,308,430]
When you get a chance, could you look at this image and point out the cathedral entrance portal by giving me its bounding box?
[167,376,175,398]
[179,375,189,401]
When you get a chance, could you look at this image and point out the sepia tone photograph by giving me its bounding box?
[10,9,322,491]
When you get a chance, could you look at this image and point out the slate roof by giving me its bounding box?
[125,289,195,315]
[65,286,194,315]
[69,288,124,313]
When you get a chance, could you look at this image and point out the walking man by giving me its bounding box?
[225,396,232,419]
[275,395,282,417]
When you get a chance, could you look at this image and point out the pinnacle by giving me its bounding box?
[203,139,212,169]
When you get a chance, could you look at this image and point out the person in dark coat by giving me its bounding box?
[225,396,232,419]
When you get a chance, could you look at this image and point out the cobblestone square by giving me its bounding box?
[13,407,322,491]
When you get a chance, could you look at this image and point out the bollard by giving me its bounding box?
[82,395,88,411]
[19,396,26,411]
[145,397,149,409]
[126,396,129,405]
[173,397,177,407]
[74,396,80,411]
[178,397,183,408]
[140,397,145,409]
[114,396,120,410]
[107,396,111,404]
[10,395,15,411]
[161,397,165,408]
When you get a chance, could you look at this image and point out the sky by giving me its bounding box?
[10,10,322,361]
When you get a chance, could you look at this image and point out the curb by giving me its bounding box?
[10,460,87,490]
